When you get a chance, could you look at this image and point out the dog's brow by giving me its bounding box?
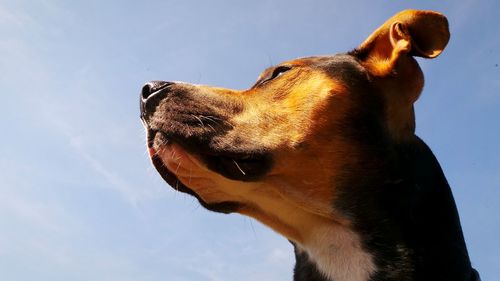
[253,66,277,86]
[252,64,294,89]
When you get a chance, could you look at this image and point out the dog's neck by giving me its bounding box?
[294,224,376,281]
[291,138,474,281]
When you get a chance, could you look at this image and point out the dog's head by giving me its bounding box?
[141,10,449,243]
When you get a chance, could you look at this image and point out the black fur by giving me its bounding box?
[289,55,477,281]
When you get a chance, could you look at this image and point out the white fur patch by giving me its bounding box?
[298,224,376,281]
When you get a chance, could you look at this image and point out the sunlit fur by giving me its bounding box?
[142,9,478,281]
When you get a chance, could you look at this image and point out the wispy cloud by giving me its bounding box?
[68,134,145,206]
[0,3,32,27]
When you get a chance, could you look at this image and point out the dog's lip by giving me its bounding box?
[147,130,206,176]
[147,128,260,161]
[148,147,156,158]
[153,142,207,176]
[147,128,272,183]
[147,132,194,191]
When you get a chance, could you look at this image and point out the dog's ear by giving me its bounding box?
[352,10,449,141]
[354,9,449,77]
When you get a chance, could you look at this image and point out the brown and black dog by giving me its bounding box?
[140,10,480,281]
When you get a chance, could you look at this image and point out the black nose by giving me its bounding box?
[141,81,174,101]
[140,81,174,119]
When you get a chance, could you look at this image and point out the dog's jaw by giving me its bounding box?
[156,143,247,204]
[157,143,377,281]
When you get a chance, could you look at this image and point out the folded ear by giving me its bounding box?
[354,9,450,76]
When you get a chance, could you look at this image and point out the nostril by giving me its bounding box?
[141,84,154,100]
[141,81,173,101]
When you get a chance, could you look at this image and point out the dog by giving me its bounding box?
[140,9,480,281]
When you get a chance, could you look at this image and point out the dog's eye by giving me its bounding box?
[270,66,291,79]
[256,66,292,87]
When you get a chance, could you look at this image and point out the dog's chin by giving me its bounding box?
[149,146,242,214]
[147,130,248,214]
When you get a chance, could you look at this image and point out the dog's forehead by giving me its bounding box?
[292,54,364,72]
[284,54,369,84]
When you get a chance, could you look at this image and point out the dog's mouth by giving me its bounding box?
[146,129,272,213]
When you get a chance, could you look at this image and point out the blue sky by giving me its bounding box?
[1,1,498,280]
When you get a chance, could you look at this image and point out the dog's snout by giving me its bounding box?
[140,81,174,119]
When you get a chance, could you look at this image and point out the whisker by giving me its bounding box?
[248,218,257,238]
[201,115,233,127]
[206,123,216,132]
[232,160,246,175]
[175,160,182,173]
[171,147,177,159]
[199,115,220,124]
[192,114,205,127]
[204,115,223,121]
[199,116,220,132]
[189,165,192,184]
